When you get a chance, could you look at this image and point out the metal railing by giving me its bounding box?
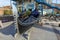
[0,15,14,23]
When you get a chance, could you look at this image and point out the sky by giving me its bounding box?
[0,0,10,7]
[0,0,60,7]
[52,0,60,4]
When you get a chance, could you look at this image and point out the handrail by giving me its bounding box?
[35,0,60,10]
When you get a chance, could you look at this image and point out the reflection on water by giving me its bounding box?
[0,23,16,36]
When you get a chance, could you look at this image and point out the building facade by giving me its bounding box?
[46,0,52,4]
[0,7,4,16]
[53,3,60,13]
[0,6,11,16]
[43,0,52,9]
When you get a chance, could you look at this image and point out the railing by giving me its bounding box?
[0,15,14,23]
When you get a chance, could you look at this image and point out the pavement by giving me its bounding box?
[0,20,60,40]
[15,23,60,40]
[15,33,27,40]
[14,19,60,40]
[53,26,60,40]
[2,21,14,29]
[0,21,16,40]
[0,33,15,40]
[29,19,60,40]
[29,24,58,40]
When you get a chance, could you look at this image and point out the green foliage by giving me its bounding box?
[22,10,31,18]
[26,11,31,16]
[18,8,22,13]
[4,10,12,15]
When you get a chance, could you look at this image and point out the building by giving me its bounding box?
[43,0,52,9]
[0,7,4,16]
[0,6,14,22]
[17,0,33,4]
[52,3,60,13]
[3,6,11,10]
[0,6,11,16]
[24,0,34,2]
[46,0,52,4]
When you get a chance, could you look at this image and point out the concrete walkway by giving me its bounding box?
[2,21,14,29]
[53,26,60,40]
[0,33,15,40]
[29,24,58,40]
[0,21,16,40]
